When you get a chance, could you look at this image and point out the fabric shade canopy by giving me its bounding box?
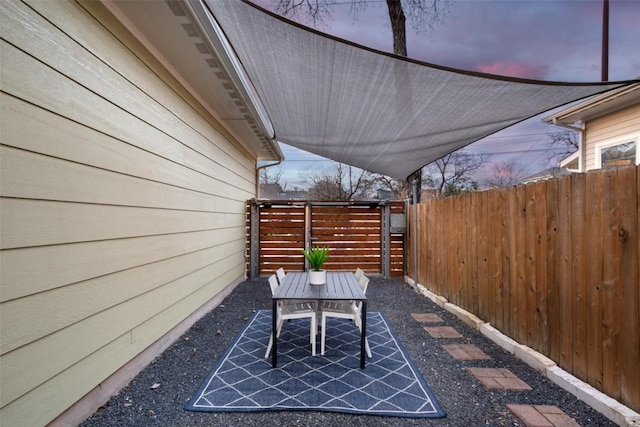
[206,0,636,179]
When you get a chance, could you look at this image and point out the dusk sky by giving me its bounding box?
[248,0,640,188]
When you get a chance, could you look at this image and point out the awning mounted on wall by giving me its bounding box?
[205,0,637,180]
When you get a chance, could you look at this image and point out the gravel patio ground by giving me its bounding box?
[81,276,616,426]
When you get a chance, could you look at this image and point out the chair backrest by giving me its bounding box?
[354,268,364,281]
[359,276,369,294]
[268,274,279,296]
[276,267,286,284]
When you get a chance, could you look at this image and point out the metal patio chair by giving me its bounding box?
[320,276,372,357]
[265,274,317,358]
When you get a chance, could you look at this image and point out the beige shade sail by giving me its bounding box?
[205,0,637,179]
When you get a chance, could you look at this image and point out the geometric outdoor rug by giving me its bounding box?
[185,310,446,418]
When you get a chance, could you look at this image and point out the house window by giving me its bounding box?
[600,141,636,169]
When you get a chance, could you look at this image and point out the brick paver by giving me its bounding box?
[442,343,491,360]
[468,367,532,390]
[411,313,443,323]
[507,404,581,427]
[424,326,463,338]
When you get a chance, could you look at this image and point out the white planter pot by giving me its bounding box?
[308,270,326,285]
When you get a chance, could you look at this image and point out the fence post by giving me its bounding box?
[412,179,419,286]
[249,198,260,279]
[404,198,410,278]
[381,201,390,278]
[304,201,311,271]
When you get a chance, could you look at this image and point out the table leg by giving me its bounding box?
[360,300,367,369]
[272,299,278,368]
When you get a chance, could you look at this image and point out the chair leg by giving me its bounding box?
[276,319,284,338]
[265,333,273,358]
[269,316,317,357]
[310,317,315,343]
[350,318,372,358]
[266,314,282,358]
[310,316,317,356]
[320,313,327,355]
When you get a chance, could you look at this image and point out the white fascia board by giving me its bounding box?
[559,150,580,171]
[186,0,276,142]
[543,83,640,125]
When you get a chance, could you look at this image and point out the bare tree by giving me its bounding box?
[259,164,281,184]
[373,174,412,200]
[259,165,290,190]
[269,0,450,56]
[545,130,579,167]
[308,178,341,200]
[423,150,488,198]
[484,159,530,189]
[267,0,336,25]
[307,163,375,200]
[267,0,451,202]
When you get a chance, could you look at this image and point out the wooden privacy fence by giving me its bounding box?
[246,200,406,278]
[407,164,639,413]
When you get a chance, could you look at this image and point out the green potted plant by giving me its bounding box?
[302,246,329,285]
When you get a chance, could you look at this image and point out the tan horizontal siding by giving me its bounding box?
[0,249,245,407]
[1,98,252,204]
[1,46,254,195]
[1,146,226,211]
[0,264,245,427]
[0,198,234,249]
[4,0,255,179]
[584,103,640,170]
[0,228,242,302]
[1,239,246,354]
[0,0,256,425]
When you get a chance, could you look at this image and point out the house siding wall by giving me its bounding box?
[584,103,640,171]
[0,1,255,425]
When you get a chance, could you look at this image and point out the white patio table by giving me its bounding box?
[271,271,367,369]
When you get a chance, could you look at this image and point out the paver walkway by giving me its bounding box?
[412,311,582,426]
[467,367,532,390]
[423,325,464,338]
[442,343,491,360]
[507,404,582,427]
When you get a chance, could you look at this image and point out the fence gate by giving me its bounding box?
[246,200,406,278]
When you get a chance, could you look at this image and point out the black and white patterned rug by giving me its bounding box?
[185,310,446,418]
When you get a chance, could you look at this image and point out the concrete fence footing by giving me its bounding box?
[407,278,640,427]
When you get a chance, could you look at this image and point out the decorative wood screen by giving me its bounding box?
[246,200,405,278]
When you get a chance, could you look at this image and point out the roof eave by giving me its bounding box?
[543,82,640,125]
[104,0,282,162]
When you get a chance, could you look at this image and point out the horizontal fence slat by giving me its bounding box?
[249,200,404,280]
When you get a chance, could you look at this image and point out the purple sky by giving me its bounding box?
[249,0,640,187]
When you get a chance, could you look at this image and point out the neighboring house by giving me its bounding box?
[282,190,311,200]
[520,167,573,184]
[0,1,281,426]
[259,184,309,200]
[543,83,640,172]
[376,189,396,200]
[260,183,285,199]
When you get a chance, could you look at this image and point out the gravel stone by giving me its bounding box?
[81,277,616,427]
